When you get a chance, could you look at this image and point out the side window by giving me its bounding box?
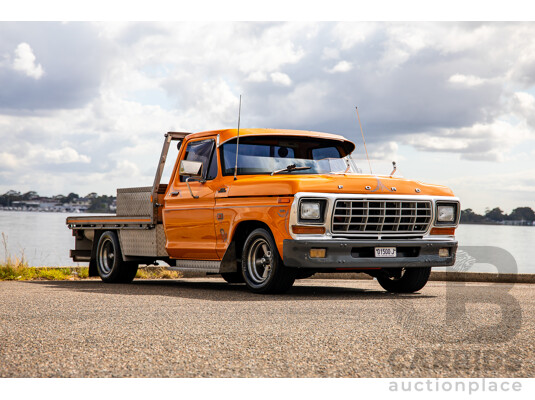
[179,139,216,182]
[312,146,341,160]
[206,149,218,180]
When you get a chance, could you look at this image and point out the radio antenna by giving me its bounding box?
[233,95,242,180]
[355,106,373,175]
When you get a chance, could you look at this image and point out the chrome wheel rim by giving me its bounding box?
[386,268,406,281]
[246,237,273,285]
[98,238,115,275]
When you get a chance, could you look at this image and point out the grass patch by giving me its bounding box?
[0,262,91,281]
[1,232,182,281]
[135,267,182,280]
[0,264,183,281]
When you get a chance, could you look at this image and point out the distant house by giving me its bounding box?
[11,200,40,210]
[503,220,533,226]
[38,202,64,211]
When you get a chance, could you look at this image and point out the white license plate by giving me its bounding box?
[375,247,397,258]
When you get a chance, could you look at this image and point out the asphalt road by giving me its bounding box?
[1,278,533,377]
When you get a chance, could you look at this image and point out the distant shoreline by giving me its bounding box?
[460,221,535,226]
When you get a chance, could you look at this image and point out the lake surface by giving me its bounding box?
[0,210,533,273]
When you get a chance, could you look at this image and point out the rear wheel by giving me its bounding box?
[96,231,138,283]
[376,267,431,293]
[241,228,295,294]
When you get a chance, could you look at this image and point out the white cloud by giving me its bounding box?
[368,141,399,162]
[0,152,18,169]
[246,71,268,82]
[29,146,91,164]
[511,91,535,128]
[12,42,44,79]
[321,47,340,60]
[513,91,535,110]
[270,72,292,86]
[374,23,433,71]
[449,74,486,86]
[434,24,496,54]
[328,60,353,73]
[332,22,377,50]
[403,120,530,162]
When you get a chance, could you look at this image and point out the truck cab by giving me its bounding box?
[67,129,459,293]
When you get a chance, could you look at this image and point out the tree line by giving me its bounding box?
[461,207,535,224]
[0,190,116,213]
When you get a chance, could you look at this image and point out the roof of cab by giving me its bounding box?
[184,128,356,154]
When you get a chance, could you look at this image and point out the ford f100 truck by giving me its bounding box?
[66,129,460,293]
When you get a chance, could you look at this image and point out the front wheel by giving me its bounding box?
[96,231,138,283]
[221,272,244,284]
[376,267,431,293]
[241,228,295,294]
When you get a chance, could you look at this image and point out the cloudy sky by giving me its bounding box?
[1,21,535,213]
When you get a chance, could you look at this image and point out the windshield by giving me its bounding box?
[220,136,360,176]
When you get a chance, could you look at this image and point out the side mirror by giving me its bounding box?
[179,160,203,177]
[179,160,204,199]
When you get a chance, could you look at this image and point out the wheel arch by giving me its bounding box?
[231,220,272,260]
[221,220,273,273]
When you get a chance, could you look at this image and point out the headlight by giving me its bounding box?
[300,201,321,220]
[435,202,459,225]
[437,205,455,222]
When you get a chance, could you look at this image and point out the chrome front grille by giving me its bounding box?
[332,198,432,236]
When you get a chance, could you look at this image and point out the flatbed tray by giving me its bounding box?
[66,214,153,229]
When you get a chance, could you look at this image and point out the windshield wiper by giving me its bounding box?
[271,164,311,175]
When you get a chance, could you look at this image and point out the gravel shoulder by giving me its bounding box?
[1,278,533,378]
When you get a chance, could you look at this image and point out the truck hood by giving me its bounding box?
[227,174,454,197]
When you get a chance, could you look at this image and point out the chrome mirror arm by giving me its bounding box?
[185,176,205,199]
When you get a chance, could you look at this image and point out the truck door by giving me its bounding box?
[163,137,219,260]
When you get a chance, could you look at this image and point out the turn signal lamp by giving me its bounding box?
[309,248,327,258]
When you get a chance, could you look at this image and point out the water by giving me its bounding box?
[454,224,534,274]
[0,211,95,267]
[1,210,534,273]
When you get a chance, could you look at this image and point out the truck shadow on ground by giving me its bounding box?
[27,279,436,301]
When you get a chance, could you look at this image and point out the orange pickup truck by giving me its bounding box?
[67,128,459,293]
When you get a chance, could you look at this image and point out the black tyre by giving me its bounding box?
[376,267,431,293]
[96,231,138,283]
[221,272,244,284]
[241,228,296,294]
[296,270,316,280]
